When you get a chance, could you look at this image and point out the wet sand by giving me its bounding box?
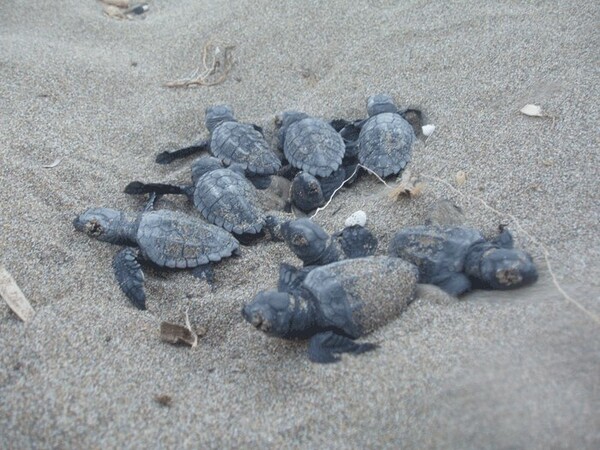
[1,1,599,448]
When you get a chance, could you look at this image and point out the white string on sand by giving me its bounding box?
[309,164,599,325]
[310,164,393,219]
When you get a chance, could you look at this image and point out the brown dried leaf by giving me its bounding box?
[160,312,199,347]
[388,170,426,200]
[101,0,129,7]
[103,5,126,18]
[0,266,35,322]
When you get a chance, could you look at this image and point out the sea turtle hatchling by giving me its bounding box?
[281,218,378,267]
[278,111,346,178]
[388,225,538,296]
[73,194,240,310]
[342,94,420,178]
[125,156,267,237]
[242,256,419,363]
[156,105,281,178]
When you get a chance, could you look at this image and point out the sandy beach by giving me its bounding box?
[1,1,599,448]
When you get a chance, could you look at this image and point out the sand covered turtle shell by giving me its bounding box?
[211,121,281,175]
[192,168,264,234]
[283,117,345,177]
[303,256,418,337]
[136,210,239,268]
[358,113,415,178]
[388,226,484,284]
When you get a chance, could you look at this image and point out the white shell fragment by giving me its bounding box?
[520,104,544,117]
[345,210,367,227]
[0,265,35,322]
[455,170,467,186]
[422,124,436,137]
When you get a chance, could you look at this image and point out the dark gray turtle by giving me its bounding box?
[388,225,538,296]
[289,167,349,214]
[125,156,267,237]
[278,111,345,177]
[73,194,239,310]
[340,94,420,178]
[242,256,419,363]
[156,105,281,179]
[281,218,378,267]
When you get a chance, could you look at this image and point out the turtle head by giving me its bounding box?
[73,208,131,244]
[478,248,538,290]
[205,104,235,132]
[367,94,399,116]
[279,111,309,129]
[191,156,224,184]
[281,218,329,265]
[242,290,299,338]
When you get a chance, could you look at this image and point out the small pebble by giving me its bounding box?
[345,210,367,227]
[422,124,436,137]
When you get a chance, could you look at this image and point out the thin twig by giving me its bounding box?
[165,40,235,88]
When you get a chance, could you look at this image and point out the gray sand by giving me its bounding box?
[1,1,599,448]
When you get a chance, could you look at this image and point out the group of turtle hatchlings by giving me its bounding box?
[74,94,538,363]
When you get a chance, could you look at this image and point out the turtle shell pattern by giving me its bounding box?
[283,118,345,177]
[136,210,239,268]
[388,226,484,284]
[211,121,281,175]
[358,113,415,177]
[192,168,264,234]
[303,256,418,338]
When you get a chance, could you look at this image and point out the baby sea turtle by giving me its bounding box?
[281,218,378,266]
[388,225,538,296]
[278,111,345,177]
[242,256,419,363]
[125,156,266,237]
[156,105,281,177]
[342,94,419,178]
[73,194,239,310]
[289,168,349,214]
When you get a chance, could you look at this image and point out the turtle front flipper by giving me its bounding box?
[113,247,146,310]
[124,181,193,198]
[432,272,472,296]
[335,225,378,259]
[155,140,210,164]
[278,263,313,294]
[308,331,378,364]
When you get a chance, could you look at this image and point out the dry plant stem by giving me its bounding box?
[165,41,235,88]
[422,174,600,325]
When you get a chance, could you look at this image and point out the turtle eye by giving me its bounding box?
[86,220,103,236]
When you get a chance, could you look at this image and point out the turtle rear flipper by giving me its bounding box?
[192,263,215,286]
[155,141,210,164]
[113,247,146,310]
[308,331,378,364]
[491,227,514,249]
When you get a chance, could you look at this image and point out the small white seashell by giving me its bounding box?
[345,210,367,227]
[520,104,543,117]
[422,124,436,137]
